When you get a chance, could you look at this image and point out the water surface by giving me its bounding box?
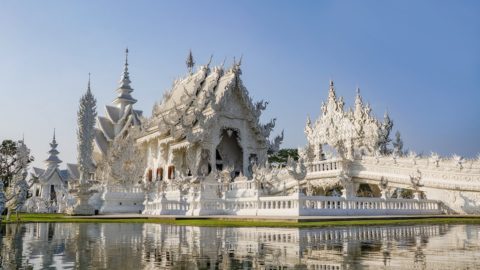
[1,222,479,269]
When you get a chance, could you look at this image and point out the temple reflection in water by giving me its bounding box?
[1,223,479,269]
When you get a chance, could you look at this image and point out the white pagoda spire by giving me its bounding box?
[112,48,137,109]
[45,129,62,167]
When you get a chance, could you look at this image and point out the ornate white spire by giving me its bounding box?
[78,77,97,181]
[45,129,62,167]
[113,48,137,108]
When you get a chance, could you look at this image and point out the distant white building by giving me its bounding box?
[29,131,76,212]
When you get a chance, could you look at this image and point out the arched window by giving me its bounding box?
[147,169,153,182]
[168,166,175,180]
[156,167,163,181]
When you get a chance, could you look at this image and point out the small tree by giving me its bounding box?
[378,112,393,155]
[392,131,404,156]
[0,139,35,221]
[268,148,299,166]
[0,139,34,188]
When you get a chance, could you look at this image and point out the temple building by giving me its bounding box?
[30,131,76,212]
[137,57,283,184]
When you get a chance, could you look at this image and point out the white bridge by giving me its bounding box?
[302,155,480,214]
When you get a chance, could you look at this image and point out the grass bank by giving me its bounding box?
[2,214,480,228]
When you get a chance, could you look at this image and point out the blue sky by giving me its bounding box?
[0,1,479,168]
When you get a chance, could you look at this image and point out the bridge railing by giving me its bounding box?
[221,194,443,216]
[299,195,442,216]
[143,196,189,215]
[104,185,144,194]
[228,180,256,190]
[307,159,344,173]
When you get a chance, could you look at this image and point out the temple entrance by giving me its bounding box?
[50,185,57,203]
[216,128,243,178]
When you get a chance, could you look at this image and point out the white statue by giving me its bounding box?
[6,169,31,221]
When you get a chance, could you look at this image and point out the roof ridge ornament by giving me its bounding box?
[125,47,129,66]
[221,57,226,69]
[186,49,195,74]
[207,54,213,68]
[232,55,243,75]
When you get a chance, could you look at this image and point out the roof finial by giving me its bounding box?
[125,47,129,66]
[232,56,242,75]
[53,128,56,141]
[221,57,226,68]
[207,54,213,67]
[327,79,336,99]
[87,72,91,92]
[384,108,390,118]
[186,49,195,74]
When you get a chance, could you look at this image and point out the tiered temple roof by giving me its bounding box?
[95,49,143,156]
[31,131,71,185]
[143,57,282,151]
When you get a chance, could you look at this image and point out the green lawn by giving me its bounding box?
[2,213,480,228]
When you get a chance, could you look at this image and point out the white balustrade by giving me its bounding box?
[105,185,144,194]
[143,196,189,215]
[298,195,441,216]
[307,159,343,173]
[100,185,146,214]
[221,194,442,216]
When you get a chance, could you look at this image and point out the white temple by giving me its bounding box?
[25,50,480,216]
[29,131,75,213]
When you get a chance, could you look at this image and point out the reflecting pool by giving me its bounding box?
[0,222,479,269]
